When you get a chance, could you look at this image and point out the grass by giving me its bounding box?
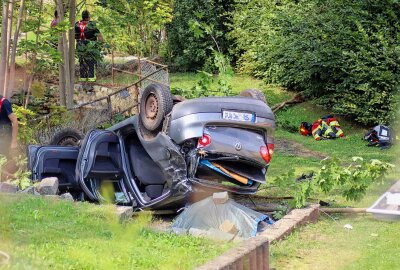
[0,195,230,270]
[170,72,399,269]
[3,72,398,269]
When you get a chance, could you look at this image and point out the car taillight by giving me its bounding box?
[198,134,211,148]
[260,143,274,163]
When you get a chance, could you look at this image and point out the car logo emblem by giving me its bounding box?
[235,142,242,151]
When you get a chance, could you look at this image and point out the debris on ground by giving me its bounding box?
[367,180,400,220]
[171,192,273,241]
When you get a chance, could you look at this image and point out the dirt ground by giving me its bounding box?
[274,138,326,159]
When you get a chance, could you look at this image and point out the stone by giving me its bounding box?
[36,177,59,195]
[0,182,19,193]
[219,220,239,235]
[189,228,208,238]
[20,186,39,195]
[60,193,74,201]
[212,192,229,204]
[116,206,133,222]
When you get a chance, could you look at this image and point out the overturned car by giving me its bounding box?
[28,84,275,210]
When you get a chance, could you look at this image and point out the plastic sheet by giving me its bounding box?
[171,196,273,238]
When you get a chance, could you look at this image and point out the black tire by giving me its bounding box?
[239,89,267,104]
[49,128,83,147]
[140,84,173,132]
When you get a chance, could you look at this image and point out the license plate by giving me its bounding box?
[222,110,255,122]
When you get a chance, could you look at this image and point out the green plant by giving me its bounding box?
[272,157,394,208]
[167,0,234,71]
[9,156,31,189]
[12,105,36,144]
[231,0,400,125]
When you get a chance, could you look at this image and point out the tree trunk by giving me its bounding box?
[57,0,72,109]
[24,0,43,108]
[8,0,25,98]
[58,36,66,106]
[4,0,14,98]
[0,0,10,96]
[68,0,76,105]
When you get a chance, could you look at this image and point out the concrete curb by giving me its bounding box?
[196,204,320,270]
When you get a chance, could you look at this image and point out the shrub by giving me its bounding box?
[231,0,400,125]
[167,0,234,72]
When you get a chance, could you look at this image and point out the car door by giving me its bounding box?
[29,145,80,192]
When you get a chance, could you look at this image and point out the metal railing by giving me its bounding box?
[30,59,169,144]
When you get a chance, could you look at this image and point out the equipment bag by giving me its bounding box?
[364,125,394,149]
[299,122,312,136]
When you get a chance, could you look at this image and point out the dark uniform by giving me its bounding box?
[0,96,13,157]
[75,20,101,82]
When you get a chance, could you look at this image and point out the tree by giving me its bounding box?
[0,0,10,96]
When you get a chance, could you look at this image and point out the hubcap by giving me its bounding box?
[145,94,158,119]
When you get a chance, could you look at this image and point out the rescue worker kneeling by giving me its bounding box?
[300,115,345,141]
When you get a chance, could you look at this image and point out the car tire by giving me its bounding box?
[239,89,267,104]
[140,84,173,132]
[49,128,83,146]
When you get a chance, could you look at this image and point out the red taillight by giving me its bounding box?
[260,143,274,163]
[198,134,211,148]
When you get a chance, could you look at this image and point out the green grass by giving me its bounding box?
[171,72,399,269]
[0,195,230,270]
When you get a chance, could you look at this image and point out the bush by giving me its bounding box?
[167,0,234,72]
[231,0,400,125]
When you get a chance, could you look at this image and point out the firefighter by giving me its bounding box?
[0,95,19,158]
[311,116,344,140]
[75,10,103,83]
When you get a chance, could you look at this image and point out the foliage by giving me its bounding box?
[12,104,36,144]
[95,0,173,56]
[272,157,394,208]
[9,156,31,189]
[231,0,400,125]
[167,0,234,71]
[171,53,234,98]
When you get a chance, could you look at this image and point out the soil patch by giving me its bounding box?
[275,138,326,159]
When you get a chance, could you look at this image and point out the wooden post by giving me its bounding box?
[112,49,115,86]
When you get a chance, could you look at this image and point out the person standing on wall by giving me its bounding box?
[75,10,103,83]
[0,95,19,158]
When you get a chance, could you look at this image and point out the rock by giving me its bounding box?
[189,228,208,238]
[207,228,236,242]
[116,206,133,222]
[36,177,59,195]
[60,193,74,201]
[0,182,19,193]
[219,220,239,235]
[213,191,229,204]
[20,186,39,195]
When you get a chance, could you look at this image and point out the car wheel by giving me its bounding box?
[49,128,83,146]
[140,84,173,132]
[239,89,267,104]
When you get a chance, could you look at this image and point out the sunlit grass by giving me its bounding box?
[0,195,230,270]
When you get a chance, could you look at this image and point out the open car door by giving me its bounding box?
[76,129,133,205]
[28,145,80,194]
